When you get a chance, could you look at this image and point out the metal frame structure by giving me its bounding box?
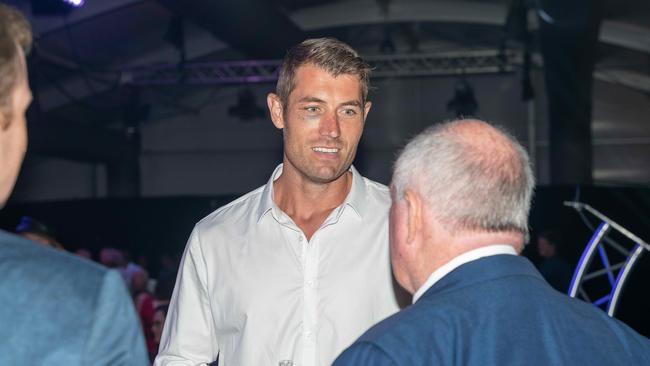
[124,49,522,85]
[564,201,650,316]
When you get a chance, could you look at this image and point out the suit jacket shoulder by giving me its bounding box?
[0,230,148,365]
[342,255,650,366]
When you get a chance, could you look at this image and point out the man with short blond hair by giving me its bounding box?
[335,119,650,366]
[0,4,147,364]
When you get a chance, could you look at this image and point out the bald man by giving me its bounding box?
[334,119,650,365]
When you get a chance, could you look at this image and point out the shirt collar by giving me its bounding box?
[412,244,518,303]
[256,164,283,222]
[342,165,367,218]
[256,164,367,223]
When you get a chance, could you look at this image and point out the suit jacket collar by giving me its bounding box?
[419,255,544,302]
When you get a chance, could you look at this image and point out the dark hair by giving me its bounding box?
[15,216,56,239]
[276,37,371,108]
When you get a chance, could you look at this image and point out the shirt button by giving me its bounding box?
[305,330,312,339]
[306,280,315,288]
[298,236,304,243]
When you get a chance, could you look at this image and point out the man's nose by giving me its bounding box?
[319,112,340,138]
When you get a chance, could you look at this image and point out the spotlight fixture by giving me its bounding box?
[32,0,83,15]
[63,0,84,7]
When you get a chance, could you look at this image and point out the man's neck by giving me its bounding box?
[273,166,352,241]
[411,244,519,303]
[413,231,524,291]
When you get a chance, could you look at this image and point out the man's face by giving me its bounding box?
[271,63,371,184]
[0,50,31,206]
[389,187,412,293]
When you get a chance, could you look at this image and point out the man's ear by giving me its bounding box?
[403,189,422,244]
[267,93,284,129]
[363,101,372,121]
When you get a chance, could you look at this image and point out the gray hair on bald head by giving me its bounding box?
[392,119,535,241]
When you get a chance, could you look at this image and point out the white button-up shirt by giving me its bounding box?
[155,164,401,366]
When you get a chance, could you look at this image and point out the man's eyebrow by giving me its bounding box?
[339,100,362,108]
[296,97,362,108]
[297,96,326,104]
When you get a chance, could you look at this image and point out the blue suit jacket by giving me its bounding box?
[334,255,650,365]
[0,230,148,365]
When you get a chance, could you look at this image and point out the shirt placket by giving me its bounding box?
[301,232,319,366]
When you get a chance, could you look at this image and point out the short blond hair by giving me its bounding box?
[276,37,371,109]
[0,4,32,127]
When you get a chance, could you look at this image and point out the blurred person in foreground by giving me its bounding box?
[334,119,650,365]
[0,4,148,364]
[156,38,404,366]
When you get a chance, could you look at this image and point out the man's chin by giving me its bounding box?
[309,166,349,184]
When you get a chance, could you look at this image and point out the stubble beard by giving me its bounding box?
[284,147,355,186]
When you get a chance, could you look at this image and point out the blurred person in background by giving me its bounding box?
[132,268,157,361]
[535,230,573,292]
[151,304,169,360]
[99,246,122,268]
[15,215,64,250]
[74,247,93,260]
[120,248,144,285]
[0,4,147,364]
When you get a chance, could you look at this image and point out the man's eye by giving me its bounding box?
[305,106,320,113]
[341,108,358,116]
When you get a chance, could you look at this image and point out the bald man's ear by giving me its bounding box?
[267,93,284,129]
[403,189,422,245]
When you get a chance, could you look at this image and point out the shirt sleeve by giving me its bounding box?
[155,228,218,366]
[83,269,149,366]
[333,341,399,366]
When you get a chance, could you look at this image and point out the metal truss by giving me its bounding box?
[123,49,522,86]
[564,201,650,317]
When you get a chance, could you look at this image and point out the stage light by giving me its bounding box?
[31,0,83,15]
[63,0,84,7]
